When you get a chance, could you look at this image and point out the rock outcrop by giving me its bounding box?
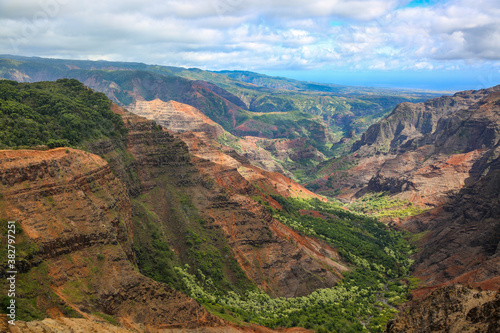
[352,87,499,156]
[313,86,500,208]
[386,285,500,333]
[112,104,348,298]
[0,148,221,331]
[403,146,500,296]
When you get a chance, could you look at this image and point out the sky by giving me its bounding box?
[1,0,500,91]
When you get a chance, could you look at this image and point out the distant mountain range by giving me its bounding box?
[0,54,439,182]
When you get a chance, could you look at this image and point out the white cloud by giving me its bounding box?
[0,0,499,75]
[412,62,434,70]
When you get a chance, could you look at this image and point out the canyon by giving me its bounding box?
[0,82,349,331]
[0,58,498,332]
[308,86,500,331]
[313,86,500,208]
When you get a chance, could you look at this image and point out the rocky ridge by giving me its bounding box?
[386,284,499,333]
[125,99,286,174]
[313,86,500,208]
[125,98,327,181]
[0,148,221,331]
[127,99,224,137]
[112,104,348,298]
[351,87,498,156]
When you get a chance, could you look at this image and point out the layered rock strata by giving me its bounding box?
[113,105,348,298]
[0,148,221,331]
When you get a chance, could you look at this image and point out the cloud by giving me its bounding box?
[0,0,499,76]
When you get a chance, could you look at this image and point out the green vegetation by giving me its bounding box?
[176,265,405,332]
[0,79,126,149]
[347,192,426,219]
[132,175,254,297]
[0,57,439,165]
[174,197,415,332]
[93,312,120,326]
[216,131,243,153]
[0,220,81,321]
[303,156,360,190]
[272,197,414,277]
[1,208,103,323]
[12,263,82,321]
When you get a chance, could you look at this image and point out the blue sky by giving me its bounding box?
[405,0,440,8]
[1,0,499,91]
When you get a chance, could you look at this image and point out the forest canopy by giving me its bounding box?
[0,79,125,149]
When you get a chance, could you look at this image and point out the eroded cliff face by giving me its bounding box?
[402,149,500,297]
[0,148,221,331]
[396,92,500,296]
[125,99,327,181]
[314,86,500,209]
[112,104,347,298]
[332,146,485,207]
[352,87,498,156]
[126,99,289,175]
[386,285,500,333]
[127,99,225,138]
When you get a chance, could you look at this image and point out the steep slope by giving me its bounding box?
[111,104,347,298]
[311,86,500,209]
[0,148,220,330]
[0,79,225,330]
[126,98,331,182]
[386,285,500,333]
[0,78,125,149]
[403,146,500,295]
[128,99,224,136]
[351,88,495,155]
[238,135,326,181]
[124,98,328,199]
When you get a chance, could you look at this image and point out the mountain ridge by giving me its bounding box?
[0,55,440,176]
[1,58,499,332]
[311,85,500,207]
[0,78,417,332]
